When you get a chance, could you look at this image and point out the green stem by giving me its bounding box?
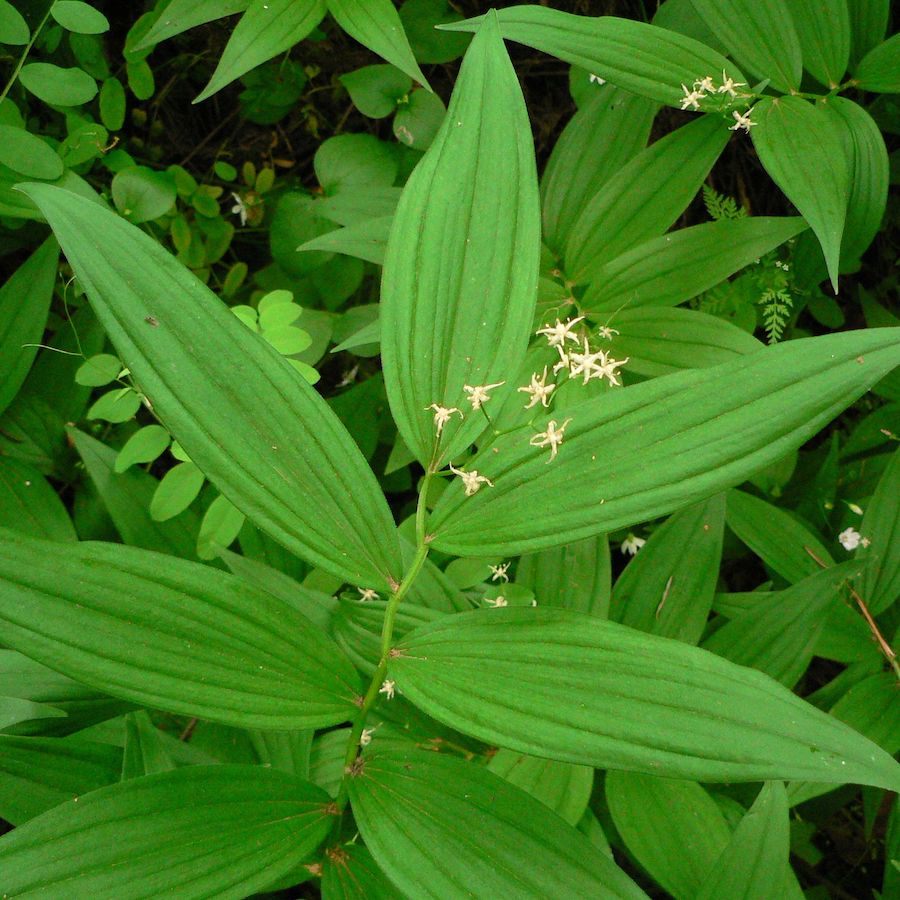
[0,5,53,105]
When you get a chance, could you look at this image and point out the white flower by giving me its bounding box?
[717,70,747,98]
[378,679,396,700]
[694,75,716,93]
[621,533,646,556]
[518,366,556,409]
[357,587,379,602]
[485,595,507,608]
[529,418,572,462]
[597,325,619,340]
[589,73,606,85]
[360,727,375,747]
[426,403,462,436]
[230,192,248,226]
[463,381,505,411]
[838,527,867,551]
[489,562,510,583]
[729,108,756,133]
[593,353,629,387]
[536,316,584,348]
[680,83,706,111]
[552,344,572,375]
[567,338,608,385]
[449,464,494,497]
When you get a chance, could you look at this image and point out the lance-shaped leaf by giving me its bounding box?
[327,0,428,89]
[194,0,326,102]
[791,0,850,87]
[855,32,900,92]
[136,0,250,49]
[689,0,802,92]
[428,329,900,557]
[439,7,743,108]
[389,608,900,789]
[751,96,850,292]
[848,0,890,67]
[21,183,401,590]
[381,13,540,467]
[581,216,809,311]
[348,748,646,899]
[0,765,335,898]
[0,530,363,729]
[0,457,75,542]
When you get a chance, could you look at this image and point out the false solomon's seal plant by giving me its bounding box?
[1,6,899,898]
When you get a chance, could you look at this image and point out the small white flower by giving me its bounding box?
[729,108,756,133]
[489,562,510,583]
[426,403,463,436]
[680,83,706,111]
[597,325,619,340]
[838,527,867,551]
[568,338,608,385]
[529,418,572,462]
[594,353,629,387]
[694,75,716,93]
[621,533,646,556]
[536,316,584,348]
[360,727,375,747]
[485,595,508,608]
[552,344,572,375]
[449,464,494,497]
[463,381,505,411]
[717,70,748,98]
[230,192,248,226]
[378,679,396,700]
[589,73,606,85]
[518,366,556,409]
[845,501,864,516]
[357,587,380,602]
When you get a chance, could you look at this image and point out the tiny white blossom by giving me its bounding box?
[518,366,556,409]
[597,325,619,340]
[729,108,756,133]
[845,501,864,515]
[589,73,606,85]
[552,344,572,375]
[694,75,716,93]
[680,83,706,111]
[568,338,609,385]
[357,587,379,602]
[426,403,463,436]
[621,533,646,556]
[594,353,629,387]
[360,727,375,747]
[529,418,572,462]
[449,464,494,497]
[838,527,869,551]
[485,595,508,608]
[378,679,396,700]
[230,192,248,226]
[463,381,505,411]
[717,70,747,98]
[489,562,510,583]
[536,316,584,348]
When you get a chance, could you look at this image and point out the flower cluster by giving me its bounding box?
[679,71,755,133]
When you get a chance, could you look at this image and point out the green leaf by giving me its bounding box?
[0,237,58,417]
[602,307,763,378]
[0,765,335,898]
[848,0,890,68]
[121,709,175,779]
[22,183,402,591]
[126,58,155,100]
[696,782,790,900]
[150,460,205,521]
[112,165,177,223]
[610,495,725,644]
[582,216,808,311]
[393,87,445,150]
[566,115,729,283]
[689,0,801,91]
[348,748,646,898]
[606,771,731,899]
[327,0,429,89]
[86,386,141,423]
[856,445,900,614]
[19,62,97,106]
[751,96,850,292]
[0,0,29,44]
[0,125,63,179]
[0,696,66,731]
[429,330,900,557]
[51,0,110,34]
[0,530,363,729]
[540,86,656,257]
[390,607,900,788]
[440,7,743,108]
[322,843,402,899]
[0,458,76,542]
[136,0,250,49]
[196,493,245,559]
[114,423,171,472]
[315,133,398,194]
[195,0,326,103]
[298,214,392,265]
[791,0,850,87]
[399,0,470,64]
[855,32,900,92]
[340,64,412,118]
[381,12,541,465]
[75,352,121,386]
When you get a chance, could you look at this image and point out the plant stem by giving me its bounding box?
[0,5,53,105]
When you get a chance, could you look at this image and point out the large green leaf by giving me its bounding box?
[0,765,334,898]
[440,7,742,108]
[689,0,802,91]
[326,0,428,89]
[855,32,900,92]
[751,96,850,292]
[581,216,809,310]
[847,0,890,67]
[0,530,362,729]
[0,457,75,542]
[21,183,401,591]
[791,0,850,87]
[194,0,326,102]
[380,12,540,467]
[322,843,402,899]
[137,0,250,49]
[347,748,646,898]
[856,445,900,614]
[0,237,58,417]
[389,607,900,788]
[428,329,900,557]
